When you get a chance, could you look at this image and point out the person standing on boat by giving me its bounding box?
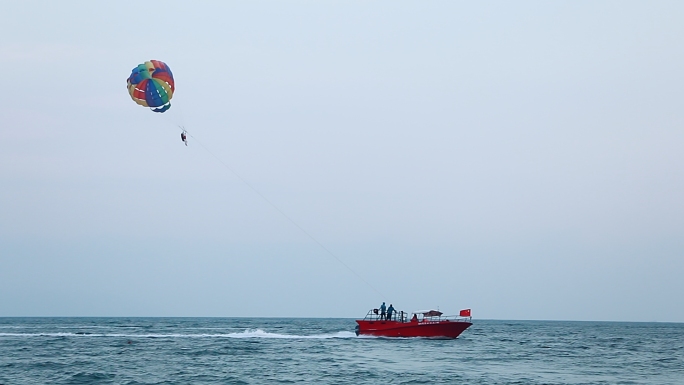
[379,302,386,320]
[387,304,395,321]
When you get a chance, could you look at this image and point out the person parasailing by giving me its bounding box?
[181,130,188,146]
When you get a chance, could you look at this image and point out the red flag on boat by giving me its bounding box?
[459,309,471,317]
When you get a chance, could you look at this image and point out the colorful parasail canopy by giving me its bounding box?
[126,60,174,113]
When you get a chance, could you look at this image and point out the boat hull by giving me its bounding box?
[355,320,471,338]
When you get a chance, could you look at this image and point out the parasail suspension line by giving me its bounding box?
[184,130,385,299]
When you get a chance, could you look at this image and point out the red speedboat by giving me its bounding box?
[355,308,472,338]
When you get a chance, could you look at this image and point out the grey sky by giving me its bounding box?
[1,1,683,321]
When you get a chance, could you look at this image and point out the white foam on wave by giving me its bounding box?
[224,329,357,339]
[0,329,359,339]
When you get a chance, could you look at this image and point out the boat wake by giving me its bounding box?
[219,329,358,339]
[0,329,361,339]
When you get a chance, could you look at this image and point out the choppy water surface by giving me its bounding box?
[0,318,682,384]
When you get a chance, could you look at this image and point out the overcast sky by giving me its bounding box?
[1,1,682,321]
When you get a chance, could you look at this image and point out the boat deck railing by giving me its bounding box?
[361,309,471,323]
[361,309,408,322]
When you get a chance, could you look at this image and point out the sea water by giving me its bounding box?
[0,318,682,384]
